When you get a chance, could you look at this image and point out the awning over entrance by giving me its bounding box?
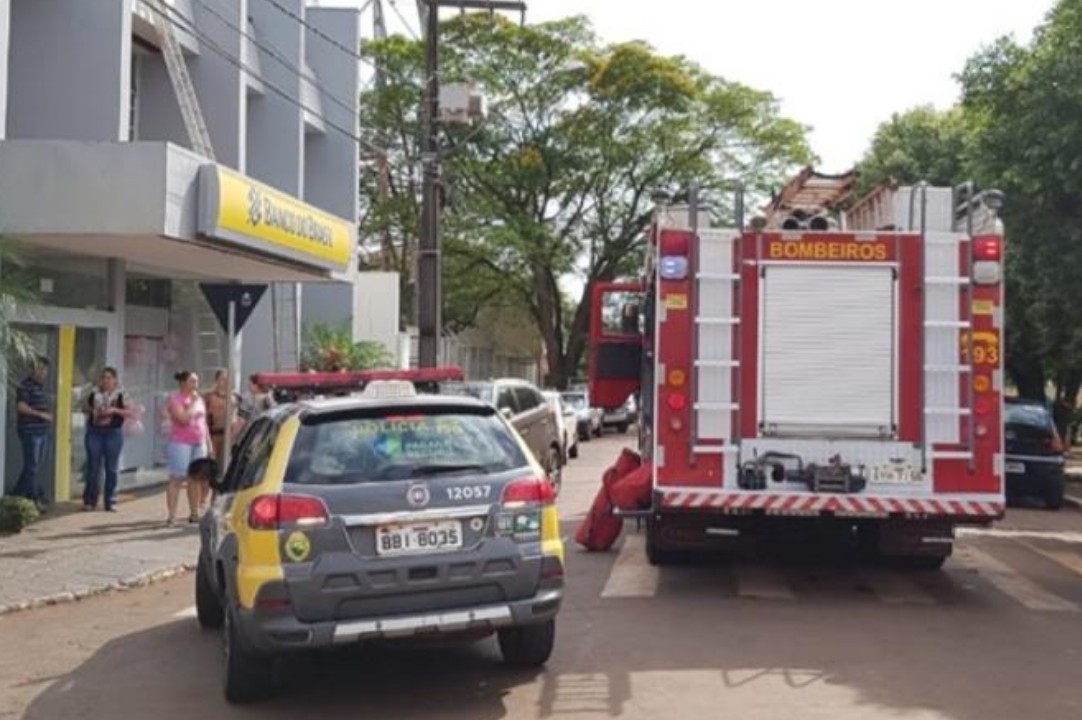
[0,140,356,282]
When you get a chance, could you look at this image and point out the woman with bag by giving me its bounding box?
[165,370,213,526]
[82,367,131,512]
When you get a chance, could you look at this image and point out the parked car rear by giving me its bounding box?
[442,379,564,494]
[1005,398,1066,509]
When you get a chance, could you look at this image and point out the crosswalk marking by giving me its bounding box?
[733,565,795,601]
[858,568,936,605]
[172,605,197,619]
[954,547,1080,612]
[600,533,660,598]
[1021,541,1082,581]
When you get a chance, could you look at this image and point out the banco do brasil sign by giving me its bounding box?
[198,165,353,271]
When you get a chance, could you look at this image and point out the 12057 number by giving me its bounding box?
[445,485,492,501]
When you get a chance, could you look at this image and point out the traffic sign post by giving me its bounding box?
[199,284,267,474]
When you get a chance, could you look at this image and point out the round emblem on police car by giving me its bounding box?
[406,484,430,508]
[469,517,485,532]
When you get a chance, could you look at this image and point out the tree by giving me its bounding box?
[301,323,393,372]
[854,105,970,196]
[959,0,1082,408]
[360,14,811,387]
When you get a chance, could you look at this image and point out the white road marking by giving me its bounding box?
[600,532,660,598]
[172,605,197,619]
[1020,541,1082,581]
[955,546,1080,612]
[958,527,1082,544]
[858,568,936,605]
[733,565,795,601]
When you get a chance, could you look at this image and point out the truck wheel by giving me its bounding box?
[896,554,949,571]
[646,521,680,566]
[195,553,224,629]
[1046,481,1065,510]
[223,609,274,704]
[498,619,555,667]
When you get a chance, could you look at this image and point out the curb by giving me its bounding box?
[0,562,195,617]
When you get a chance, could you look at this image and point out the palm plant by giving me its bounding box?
[0,239,41,389]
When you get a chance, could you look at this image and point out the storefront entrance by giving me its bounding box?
[3,318,112,503]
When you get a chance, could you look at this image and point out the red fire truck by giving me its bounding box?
[587,169,1006,568]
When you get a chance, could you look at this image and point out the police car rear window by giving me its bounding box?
[285,408,528,484]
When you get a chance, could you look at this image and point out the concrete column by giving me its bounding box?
[190,0,247,170]
[7,0,132,141]
[0,0,10,140]
[246,0,304,195]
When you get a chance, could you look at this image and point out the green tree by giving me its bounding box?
[854,105,970,196]
[360,15,811,387]
[959,0,1082,406]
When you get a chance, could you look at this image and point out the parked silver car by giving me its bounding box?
[543,390,579,461]
[442,379,565,494]
[561,390,602,440]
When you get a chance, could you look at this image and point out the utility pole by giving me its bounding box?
[416,0,527,369]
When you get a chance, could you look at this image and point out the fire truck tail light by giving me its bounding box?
[975,423,989,438]
[973,237,1001,261]
[660,233,689,256]
[670,416,684,432]
[972,261,1000,285]
[666,393,687,411]
[974,398,992,415]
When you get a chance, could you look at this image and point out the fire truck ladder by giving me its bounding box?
[689,185,744,462]
[149,0,216,160]
[912,183,976,472]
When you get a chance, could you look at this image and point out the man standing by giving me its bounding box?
[14,357,52,509]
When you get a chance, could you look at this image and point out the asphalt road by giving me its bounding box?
[3,433,1082,720]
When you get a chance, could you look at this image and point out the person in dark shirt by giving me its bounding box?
[82,367,131,512]
[14,357,52,508]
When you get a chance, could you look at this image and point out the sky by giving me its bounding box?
[320,0,1056,172]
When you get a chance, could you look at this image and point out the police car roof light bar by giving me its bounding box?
[252,366,465,393]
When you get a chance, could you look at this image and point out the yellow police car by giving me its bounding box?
[194,375,565,703]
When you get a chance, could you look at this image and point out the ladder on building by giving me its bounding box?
[149,0,216,160]
[271,283,302,372]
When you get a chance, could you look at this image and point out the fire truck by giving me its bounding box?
[587,169,1006,568]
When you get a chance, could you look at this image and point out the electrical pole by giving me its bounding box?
[416,0,527,369]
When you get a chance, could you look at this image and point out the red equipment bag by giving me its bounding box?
[609,464,651,510]
[574,447,645,552]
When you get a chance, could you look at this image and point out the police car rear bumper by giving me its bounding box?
[237,588,563,653]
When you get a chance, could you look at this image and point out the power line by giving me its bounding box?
[146,1,381,156]
[189,0,371,137]
[262,0,372,65]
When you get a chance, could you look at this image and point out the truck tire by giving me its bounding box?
[1046,480,1065,510]
[195,552,224,629]
[223,609,274,704]
[498,619,555,667]
[646,520,681,566]
[896,554,949,571]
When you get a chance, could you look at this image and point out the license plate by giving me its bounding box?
[869,464,921,484]
[376,520,463,556]
[1005,461,1025,474]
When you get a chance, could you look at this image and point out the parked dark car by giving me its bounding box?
[1005,398,1066,509]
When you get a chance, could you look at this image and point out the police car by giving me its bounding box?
[194,369,565,703]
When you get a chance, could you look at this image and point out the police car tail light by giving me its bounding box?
[248,494,329,530]
[501,477,555,508]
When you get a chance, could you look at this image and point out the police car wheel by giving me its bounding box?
[195,553,224,629]
[498,619,555,667]
[223,609,273,704]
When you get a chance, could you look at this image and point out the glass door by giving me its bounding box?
[4,325,58,500]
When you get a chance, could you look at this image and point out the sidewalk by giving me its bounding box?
[0,487,200,615]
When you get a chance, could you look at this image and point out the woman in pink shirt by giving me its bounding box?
[165,370,213,525]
